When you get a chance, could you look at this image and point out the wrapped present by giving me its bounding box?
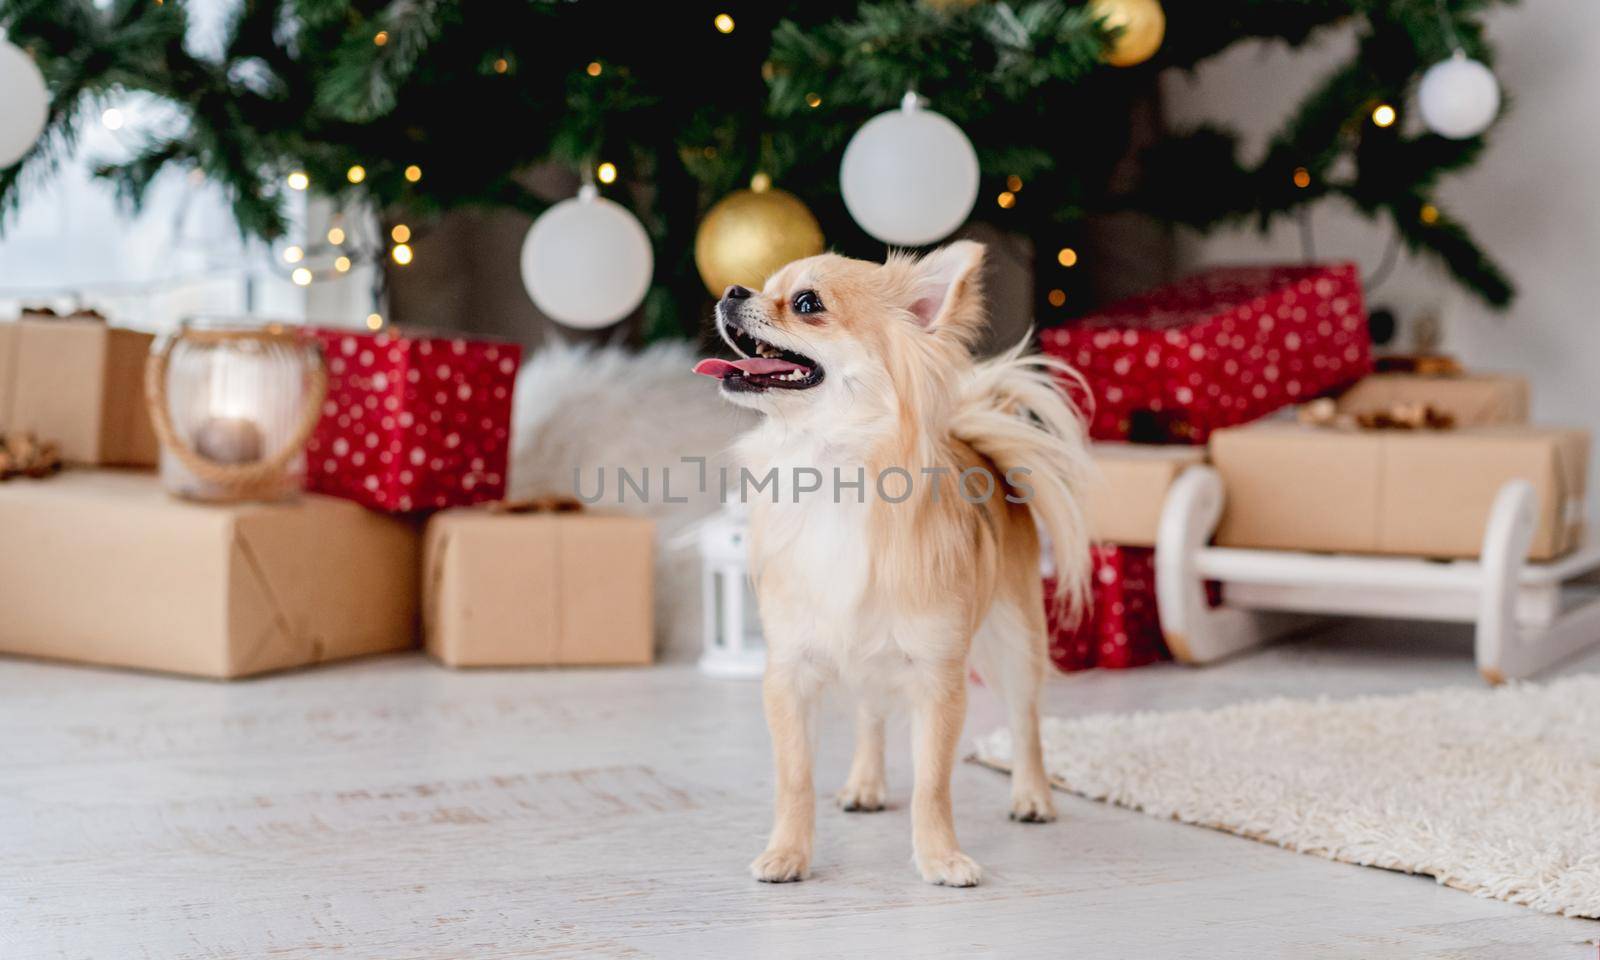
[307,327,521,512]
[1212,421,1588,560]
[1337,371,1527,427]
[1373,354,1463,376]
[0,470,418,679]
[1042,263,1373,443]
[424,500,654,667]
[1085,443,1205,547]
[1045,546,1168,672]
[0,313,158,466]
[1043,446,1205,672]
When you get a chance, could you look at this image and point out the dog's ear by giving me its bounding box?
[905,240,986,338]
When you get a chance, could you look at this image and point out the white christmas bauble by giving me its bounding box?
[0,39,49,168]
[840,93,980,247]
[1417,54,1500,140]
[520,185,654,329]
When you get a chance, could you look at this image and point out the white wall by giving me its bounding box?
[1163,0,1600,512]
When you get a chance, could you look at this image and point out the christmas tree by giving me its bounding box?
[0,0,1513,340]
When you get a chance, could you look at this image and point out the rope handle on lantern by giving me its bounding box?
[144,329,328,496]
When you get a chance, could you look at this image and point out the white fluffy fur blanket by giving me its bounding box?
[508,342,753,661]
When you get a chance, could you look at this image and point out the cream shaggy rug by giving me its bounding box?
[972,674,1600,919]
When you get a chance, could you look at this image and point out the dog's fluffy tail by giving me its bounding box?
[949,333,1095,623]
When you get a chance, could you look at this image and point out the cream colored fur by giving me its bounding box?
[708,241,1092,886]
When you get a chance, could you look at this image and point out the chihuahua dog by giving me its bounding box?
[693,241,1091,887]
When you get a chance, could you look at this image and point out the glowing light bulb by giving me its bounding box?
[750,172,772,193]
[1420,203,1440,224]
[1057,247,1078,267]
[292,268,313,286]
[1372,104,1397,128]
[805,93,822,109]
[596,162,618,185]
[373,30,389,46]
[366,313,384,330]
[327,227,346,245]
[1006,175,1023,192]
[101,108,125,130]
[494,58,509,74]
[391,224,411,243]
[346,165,366,184]
[1292,167,1312,189]
[287,171,309,191]
[586,61,602,77]
[391,243,413,266]
[404,164,422,183]
[335,256,352,273]
[996,191,1016,209]
[1047,289,1066,307]
[283,245,304,264]
[714,13,735,33]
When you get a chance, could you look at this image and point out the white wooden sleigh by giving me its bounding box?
[1154,466,1600,683]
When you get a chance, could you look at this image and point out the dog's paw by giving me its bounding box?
[835,778,887,813]
[1008,788,1057,824]
[916,850,983,887]
[750,846,810,883]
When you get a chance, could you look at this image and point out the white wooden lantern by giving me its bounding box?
[697,503,766,677]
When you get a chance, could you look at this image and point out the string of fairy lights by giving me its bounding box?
[980,0,1494,310]
[510,3,1158,328]
[268,12,661,329]
[255,5,439,320]
[291,0,1497,329]
[269,159,425,329]
[0,2,1501,326]
[79,98,429,318]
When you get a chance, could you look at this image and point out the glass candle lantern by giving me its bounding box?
[697,503,766,678]
[146,321,326,503]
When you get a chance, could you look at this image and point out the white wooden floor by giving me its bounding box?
[4,620,1600,960]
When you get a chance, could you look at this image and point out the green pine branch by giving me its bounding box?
[1395,201,1513,306]
[0,0,1521,321]
[315,0,450,122]
[768,1,1108,120]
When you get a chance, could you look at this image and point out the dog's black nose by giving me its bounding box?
[722,284,753,301]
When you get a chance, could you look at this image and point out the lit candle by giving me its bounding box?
[194,416,264,465]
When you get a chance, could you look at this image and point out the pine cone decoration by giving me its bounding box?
[0,432,64,480]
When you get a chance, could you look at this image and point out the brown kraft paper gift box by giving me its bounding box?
[424,507,654,667]
[0,316,159,466]
[0,471,419,679]
[1336,371,1529,426]
[1211,422,1588,560]
[1085,443,1206,547]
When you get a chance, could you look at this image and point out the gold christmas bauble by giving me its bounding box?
[694,187,824,297]
[1090,0,1165,68]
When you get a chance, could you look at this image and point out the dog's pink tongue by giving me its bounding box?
[693,357,805,378]
[692,358,741,378]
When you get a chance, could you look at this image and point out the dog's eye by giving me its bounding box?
[791,290,824,315]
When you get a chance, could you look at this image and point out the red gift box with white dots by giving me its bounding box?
[1042,264,1373,443]
[305,328,521,513]
[1044,546,1168,672]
